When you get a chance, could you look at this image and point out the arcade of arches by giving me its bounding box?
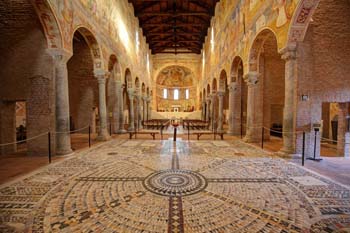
[0,0,350,232]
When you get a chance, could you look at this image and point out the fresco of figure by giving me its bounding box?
[274,0,288,27]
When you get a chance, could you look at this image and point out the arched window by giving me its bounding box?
[185,89,189,99]
[174,89,179,100]
[163,89,168,99]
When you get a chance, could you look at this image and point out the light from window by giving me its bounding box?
[174,89,179,100]
[163,89,168,99]
[185,89,189,99]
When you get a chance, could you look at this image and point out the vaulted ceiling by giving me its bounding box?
[128,0,220,54]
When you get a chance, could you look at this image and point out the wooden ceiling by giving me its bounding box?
[128,0,220,54]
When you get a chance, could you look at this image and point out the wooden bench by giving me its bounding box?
[190,131,224,140]
[129,130,159,140]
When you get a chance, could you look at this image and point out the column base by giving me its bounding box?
[117,129,127,134]
[56,148,73,156]
[279,146,296,156]
[128,128,135,132]
[243,136,260,143]
[97,132,111,141]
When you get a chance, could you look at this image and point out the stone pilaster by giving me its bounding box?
[49,49,72,155]
[0,101,16,155]
[244,72,261,143]
[96,73,110,141]
[280,45,297,154]
[337,103,349,156]
[128,89,135,132]
[217,91,225,132]
[91,108,97,133]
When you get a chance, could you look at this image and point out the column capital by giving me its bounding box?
[97,76,106,84]
[47,48,72,64]
[127,88,135,95]
[217,91,225,97]
[228,82,237,92]
[280,44,297,61]
[244,72,259,86]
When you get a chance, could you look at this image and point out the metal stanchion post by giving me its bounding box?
[188,122,190,141]
[109,123,112,136]
[88,126,91,148]
[302,132,305,166]
[174,127,177,142]
[48,132,51,164]
[261,127,264,149]
[307,128,323,161]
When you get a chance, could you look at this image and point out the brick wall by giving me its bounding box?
[296,0,350,156]
[0,1,55,155]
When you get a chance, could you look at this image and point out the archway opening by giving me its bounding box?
[67,29,98,139]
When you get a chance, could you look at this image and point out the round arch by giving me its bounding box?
[125,68,133,89]
[212,78,217,93]
[32,0,63,49]
[248,28,278,73]
[287,0,320,44]
[71,27,104,73]
[219,70,227,92]
[108,54,122,81]
[230,56,244,83]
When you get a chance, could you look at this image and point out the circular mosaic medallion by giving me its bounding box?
[143,169,207,197]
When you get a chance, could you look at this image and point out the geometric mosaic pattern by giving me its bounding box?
[0,139,349,232]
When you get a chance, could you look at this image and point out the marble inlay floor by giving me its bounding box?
[0,139,349,232]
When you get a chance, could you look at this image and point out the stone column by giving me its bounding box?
[280,46,297,154]
[217,91,225,132]
[135,94,142,130]
[227,82,239,135]
[146,97,152,121]
[205,98,211,122]
[96,74,110,141]
[50,50,72,155]
[116,81,125,133]
[110,79,119,133]
[143,96,147,123]
[201,100,206,120]
[244,72,261,143]
[210,94,216,130]
[128,89,135,131]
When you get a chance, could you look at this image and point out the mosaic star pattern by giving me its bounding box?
[0,139,349,232]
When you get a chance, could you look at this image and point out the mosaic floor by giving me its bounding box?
[0,139,349,232]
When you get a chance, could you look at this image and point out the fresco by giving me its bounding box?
[157,66,194,87]
[200,0,300,92]
[45,0,151,87]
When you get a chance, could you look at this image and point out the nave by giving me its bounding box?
[0,138,349,232]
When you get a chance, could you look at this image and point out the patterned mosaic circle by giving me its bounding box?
[143,169,207,197]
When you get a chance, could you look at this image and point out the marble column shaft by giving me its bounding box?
[244,72,261,143]
[205,99,210,122]
[142,96,147,122]
[227,82,237,134]
[280,46,297,154]
[116,81,125,133]
[217,91,225,132]
[51,50,72,155]
[96,75,110,141]
[128,90,135,131]
[337,103,349,156]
